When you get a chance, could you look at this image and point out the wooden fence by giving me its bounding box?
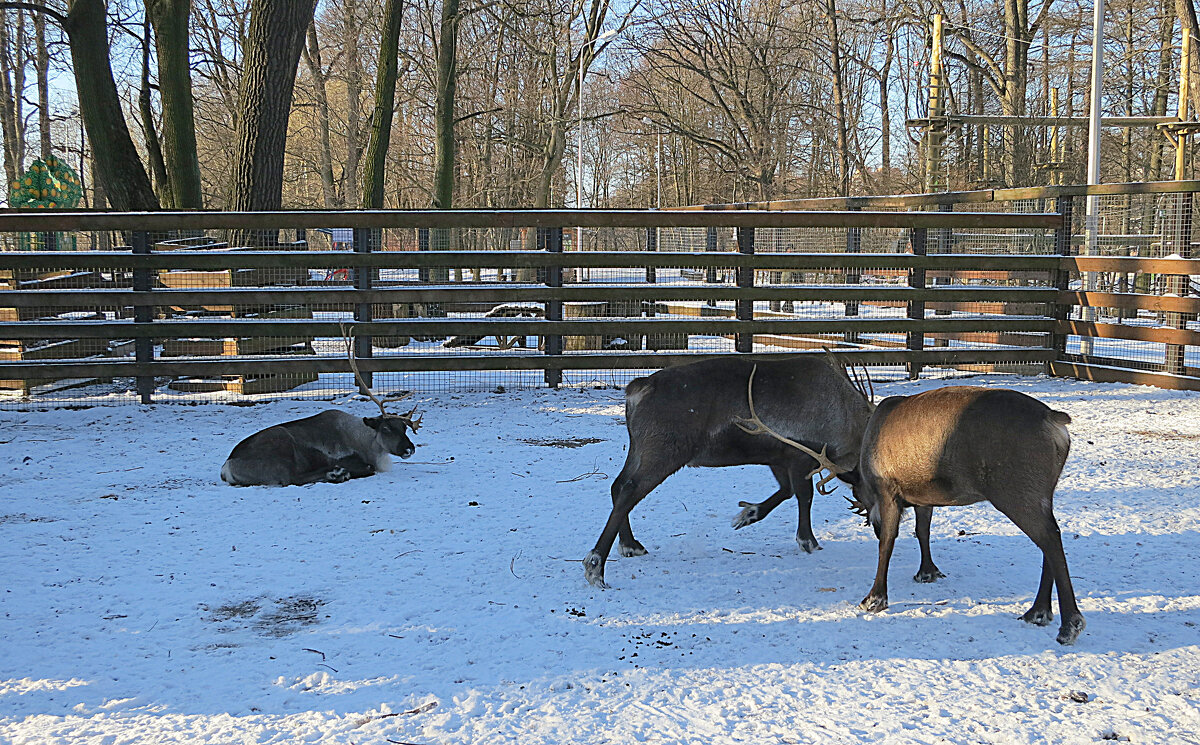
[1,206,1198,402]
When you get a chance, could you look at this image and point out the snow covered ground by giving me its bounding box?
[2,373,1199,744]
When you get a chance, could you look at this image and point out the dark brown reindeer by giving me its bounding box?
[583,356,875,589]
[839,386,1084,645]
[220,331,422,486]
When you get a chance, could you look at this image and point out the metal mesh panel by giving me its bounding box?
[0,207,1100,408]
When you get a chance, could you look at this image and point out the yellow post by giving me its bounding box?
[1177,28,1191,180]
[924,14,945,192]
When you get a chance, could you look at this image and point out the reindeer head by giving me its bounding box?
[344,324,423,458]
[363,410,419,459]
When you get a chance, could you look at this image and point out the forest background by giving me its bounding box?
[0,0,1196,215]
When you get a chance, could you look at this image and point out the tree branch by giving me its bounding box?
[0,2,68,28]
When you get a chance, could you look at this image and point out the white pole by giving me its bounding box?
[656,130,662,208]
[576,52,584,254]
[1080,0,1105,355]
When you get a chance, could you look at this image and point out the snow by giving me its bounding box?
[2,373,1199,744]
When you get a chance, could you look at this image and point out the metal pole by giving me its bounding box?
[1080,0,1105,355]
[656,130,662,208]
[577,47,584,254]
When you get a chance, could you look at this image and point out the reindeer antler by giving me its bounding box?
[822,347,875,410]
[398,405,422,432]
[733,364,848,495]
[844,494,871,518]
[341,323,414,418]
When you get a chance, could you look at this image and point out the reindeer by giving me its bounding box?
[837,386,1084,645]
[220,330,422,486]
[582,355,875,589]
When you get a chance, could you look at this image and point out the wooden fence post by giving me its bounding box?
[844,205,861,343]
[1050,197,1074,370]
[931,203,954,348]
[541,226,563,388]
[736,226,755,353]
[1165,191,1192,375]
[907,227,927,379]
[705,226,719,307]
[131,230,154,404]
[352,226,373,392]
[417,228,431,283]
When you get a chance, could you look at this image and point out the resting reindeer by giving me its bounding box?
[220,331,422,486]
[837,386,1084,645]
[583,356,875,589]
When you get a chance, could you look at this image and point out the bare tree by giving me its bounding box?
[229,0,318,214]
[362,0,406,208]
[148,0,204,208]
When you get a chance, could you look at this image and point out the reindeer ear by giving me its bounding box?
[363,416,384,430]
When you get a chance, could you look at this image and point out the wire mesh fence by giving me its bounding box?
[2,196,1188,408]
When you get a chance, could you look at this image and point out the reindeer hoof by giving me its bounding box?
[1056,614,1086,645]
[731,503,761,529]
[1020,607,1054,626]
[859,594,888,613]
[914,567,946,583]
[583,551,609,589]
[797,536,821,553]
[618,540,647,558]
[327,467,351,483]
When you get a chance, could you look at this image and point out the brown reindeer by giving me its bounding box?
[841,386,1084,644]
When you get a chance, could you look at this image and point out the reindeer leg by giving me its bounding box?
[731,465,792,530]
[584,452,678,588]
[333,453,376,479]
[1020,557,1055,626]
[860,494,901,613]
[788,463,820,553]
[1001,502,1086,645]
[913,506,945,582]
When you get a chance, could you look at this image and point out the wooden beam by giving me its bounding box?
[0,209,1063,232]
[1059,290,1200,314]
[1049,360,1200,391]
[0,285,1062,307]
[907,115,1178,128]
[0,347,1058,379]
[1056,319,1200,347]
[1064,256,1200,274]
[0,251,1067,272]
[673,180,1200,211]
[0,316,1057,339]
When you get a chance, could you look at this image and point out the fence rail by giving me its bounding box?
[2,204,1198,403]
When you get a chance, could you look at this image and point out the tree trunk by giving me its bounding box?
[431,0,460,209]
[34,2,48,158]
[361,0,404,208]
[822,0,851,195]
[147,0,203,208]
[302,23,338,207]
[1177,0,1200,117]
[63,0,159,210]
[1149,0,1175,180]
[343,0,361,206]
[139,13,172,206]
[879,25,893,184]
[1001,0,1031,186]
[0,7,26,186]
[230,0,317,215]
